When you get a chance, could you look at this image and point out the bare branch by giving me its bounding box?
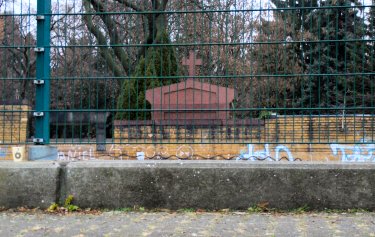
[136,0,169,58]
[114,0,144,12]
[159,0,168,11]
[82,0,170,75]
[83,0,124,78]
[152,0,158,10]
[87,0,130,74]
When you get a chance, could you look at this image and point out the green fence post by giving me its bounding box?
[34,0,51,144]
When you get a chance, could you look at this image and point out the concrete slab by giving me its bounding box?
[0,161,374,210]
[0,162,59,208]
[63,161,375,210]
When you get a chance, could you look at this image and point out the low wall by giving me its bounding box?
[1,142,373,162]
[1,115,374,162]
[45,115,375,162]
[0,105,30,160]
[0,162,59,208]
[114,115,375,143]
[0,105,29,143]
[50,143,374,162]
[0,161,374,210]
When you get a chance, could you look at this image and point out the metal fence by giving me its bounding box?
[0,0,374,146]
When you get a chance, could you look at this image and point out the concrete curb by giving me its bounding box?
[0,161,374,210]
[0,162,60,208]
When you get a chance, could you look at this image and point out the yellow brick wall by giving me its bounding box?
[53,143,374,162]
[2,115,373,162]
[0,105,30,160]
[109,115,375,162]
[114,116,373,144]
[0,105,29,143]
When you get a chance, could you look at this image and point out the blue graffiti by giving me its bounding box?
[331,143,375,162]
[237,144,294,161]
[0,146,8,158]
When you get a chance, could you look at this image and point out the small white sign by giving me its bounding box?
[12,146,26,162]
[136,152,145,161]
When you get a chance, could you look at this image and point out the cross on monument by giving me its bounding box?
[182,50,202,78]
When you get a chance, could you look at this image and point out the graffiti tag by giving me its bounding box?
[0,146,7,158]
[330,144,375,162]
[237,144,294,161]
[57,146,96,161]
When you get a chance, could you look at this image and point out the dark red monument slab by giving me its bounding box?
[146,51,235,123]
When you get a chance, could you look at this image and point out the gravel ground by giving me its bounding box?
[0,211,374,237]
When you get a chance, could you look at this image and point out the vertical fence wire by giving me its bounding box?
[0,0,374,146]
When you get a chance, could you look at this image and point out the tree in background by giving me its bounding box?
[83,0,258,120]
[0,14,36,103]
[254,0,370,114]
[248,16,304,116]
[83,0,181,120]
[116,31,180,120]
[168,0,256,119]
[365,0,375,110]
[303,0,368,111]
[271,0,318,72]
[2,0,371,123]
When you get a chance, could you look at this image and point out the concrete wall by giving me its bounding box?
[0,162,59,208]
[0,161,374,210]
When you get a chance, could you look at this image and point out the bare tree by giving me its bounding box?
[243,16,305,114]
[0,0,9,44]
[0,15,4,42]
[82,0,171,77]
[0,14,36,103]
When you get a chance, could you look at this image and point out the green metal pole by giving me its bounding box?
[34,0,51,144]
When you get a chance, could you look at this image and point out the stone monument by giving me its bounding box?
[146,51,235,124]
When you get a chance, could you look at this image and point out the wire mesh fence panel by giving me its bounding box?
[1,0,375,149]
[0,0,35,145]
